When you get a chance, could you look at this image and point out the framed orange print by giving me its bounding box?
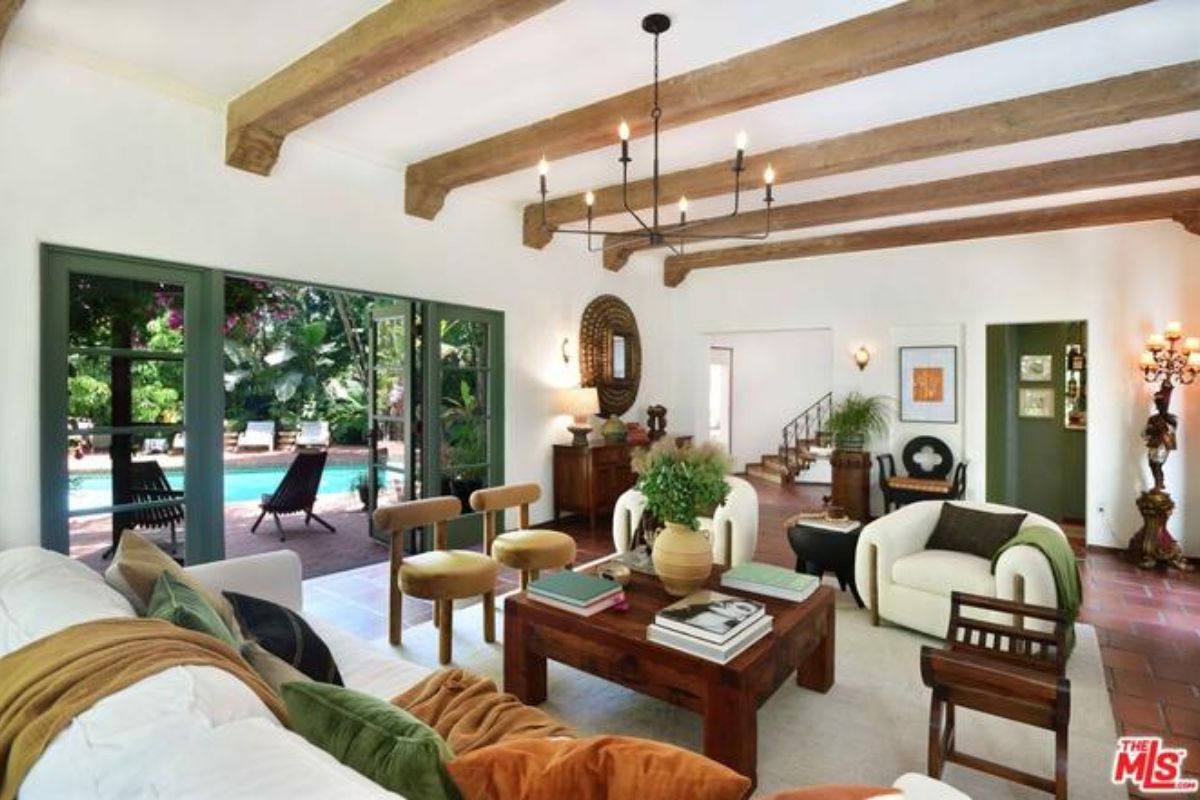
[900,346,957,423]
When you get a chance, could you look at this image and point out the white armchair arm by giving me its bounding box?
[612,488,647,553]
[184,550,303,612]
[855,501,943,617]
[994,519,1068,631]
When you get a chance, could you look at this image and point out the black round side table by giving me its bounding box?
[786,521,865,608]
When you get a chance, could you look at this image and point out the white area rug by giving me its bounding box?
[381,587,1121,799]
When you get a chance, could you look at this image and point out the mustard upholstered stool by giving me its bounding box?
[469,483,576,590]
[373,496,499,665]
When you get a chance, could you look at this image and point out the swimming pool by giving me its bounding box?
[69,464,367,512]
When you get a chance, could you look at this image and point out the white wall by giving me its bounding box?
[0,44,675,548]
[662,222,1200,554]
[700,329,833,480]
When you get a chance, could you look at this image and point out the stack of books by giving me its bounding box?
[647,590,772,664]
[527,571,624,616]
[720,562,820,602]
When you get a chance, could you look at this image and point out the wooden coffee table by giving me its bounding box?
[504,568,835,787]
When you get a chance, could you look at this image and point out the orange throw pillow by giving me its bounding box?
[446,735,751,800]
[763,787,898,800]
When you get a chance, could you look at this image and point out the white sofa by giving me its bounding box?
[853,500,1067,639]
[612,475,759,567]
[0,546,425,800]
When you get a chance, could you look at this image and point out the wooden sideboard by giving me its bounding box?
[552,442,636,531]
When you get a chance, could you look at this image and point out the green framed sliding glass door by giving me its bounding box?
[425,302,505,549]
[367,300,417,543]
[40,246,225,565]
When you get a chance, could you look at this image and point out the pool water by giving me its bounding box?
[69,464,367,512]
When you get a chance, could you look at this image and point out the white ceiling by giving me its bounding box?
[11,0,1200,227]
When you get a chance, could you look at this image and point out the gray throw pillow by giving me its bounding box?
[925,503,1026,560]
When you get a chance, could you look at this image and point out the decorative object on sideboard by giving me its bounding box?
[578,294,641,416]
[534,13,776,255]
[626,422,650,446]
[646,404,668,441]
[853,345,870,371]
[1130,322,1197,571]
[825,393,890,453]
[600,415,628,443]
[559,386,600,447]
[899,345,957,424]
[632,439,731,596]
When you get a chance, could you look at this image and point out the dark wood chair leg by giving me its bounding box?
[928,693,946,779]
[482,591,495,643]
[251,508,267,533]
[1055,724,1069,800]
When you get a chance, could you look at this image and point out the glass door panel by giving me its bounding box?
[368,303,414,542]
[427,304,504,549]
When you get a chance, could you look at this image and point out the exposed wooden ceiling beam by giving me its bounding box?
[409,0,1147,220]
[226,0,563,176]
[662,189,1200,287]
[0,0,24,50]
[533,61,1200,248]
[600,140,1200,269]
[1174,210,1200,235]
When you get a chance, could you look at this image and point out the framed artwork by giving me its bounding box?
[899,346,957,423]
[1019,387,1055,419]
[1019,354,1052,382]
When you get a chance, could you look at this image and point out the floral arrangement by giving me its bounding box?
[631,439,731,531]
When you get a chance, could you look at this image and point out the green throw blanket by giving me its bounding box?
[991,525,1083,650]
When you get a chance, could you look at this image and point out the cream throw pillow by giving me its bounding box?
[108,531,240,635]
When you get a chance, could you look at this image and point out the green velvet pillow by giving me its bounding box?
[281,681,459,800]
[925,502,1027,560]
[147,572,240,649]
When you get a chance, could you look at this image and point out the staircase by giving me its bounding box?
[745,393,833,486]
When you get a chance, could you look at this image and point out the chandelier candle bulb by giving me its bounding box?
[538,156,549,195]
[1166,321,1183,339]
[585,191,594,207]
[763,164,775,203]
[735,131,747,171]
[1147,333,1167,351]
[1140,351,1157,368]
[618,120,630,162]
[1189,352,1200,369]
[1185,337,1200,353]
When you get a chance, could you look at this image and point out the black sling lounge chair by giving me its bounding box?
[117,460,185,556]
[252,451,336,541]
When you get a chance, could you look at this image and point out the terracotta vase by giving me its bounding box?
[652,521,713,597]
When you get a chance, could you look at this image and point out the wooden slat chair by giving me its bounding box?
[920,592,1071,799]
[374,496,499,665]
[127,460,185,554]
[251,451,335,541]
[469,483,576,590]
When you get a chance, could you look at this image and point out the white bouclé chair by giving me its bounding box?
[854,500,1067,638]
[613,475,759,567]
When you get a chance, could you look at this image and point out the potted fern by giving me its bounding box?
[826,393,891,452]
[631,439,731,596]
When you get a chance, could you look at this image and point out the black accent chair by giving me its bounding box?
[122,460,186,555]
[878,437,968,512]
[252,451,336,542]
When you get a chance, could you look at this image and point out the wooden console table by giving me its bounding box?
[552,441,635,530]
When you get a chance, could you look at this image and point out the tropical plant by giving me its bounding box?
[631,439,731,530]
[825,393,891,449]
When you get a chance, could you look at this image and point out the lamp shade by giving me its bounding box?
[559,387,600,421]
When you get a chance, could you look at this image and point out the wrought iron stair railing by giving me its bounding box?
[779,392,833,478]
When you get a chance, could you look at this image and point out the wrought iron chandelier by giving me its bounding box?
[536,13,775,255]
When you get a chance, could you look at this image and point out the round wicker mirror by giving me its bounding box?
[579,294,641,416]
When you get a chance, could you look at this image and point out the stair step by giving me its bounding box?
[746,463,793,486]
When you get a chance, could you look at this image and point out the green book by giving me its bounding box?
[720,562,819,602]
[528,571,622,606]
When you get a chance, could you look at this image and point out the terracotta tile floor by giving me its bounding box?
[305,476,1200,795]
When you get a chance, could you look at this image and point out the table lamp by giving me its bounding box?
[560,386,599,447]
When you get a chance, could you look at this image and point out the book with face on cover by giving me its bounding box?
[653,590,765,644]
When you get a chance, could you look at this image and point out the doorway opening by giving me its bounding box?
[708,347,732,452]
[986,320,1088,548]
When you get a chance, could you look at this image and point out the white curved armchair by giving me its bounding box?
[854,500,1065,638]
[612,476,759,567]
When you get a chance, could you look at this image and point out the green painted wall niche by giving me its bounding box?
[985,321,1087,523]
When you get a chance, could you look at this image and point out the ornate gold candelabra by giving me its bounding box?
[1131,322,1199,570]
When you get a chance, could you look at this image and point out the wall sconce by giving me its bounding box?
[854,346,870,371]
